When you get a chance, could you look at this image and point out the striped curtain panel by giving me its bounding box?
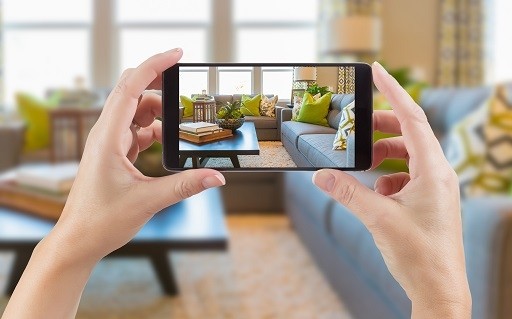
[337,66,356,94]
[437,0,484,87]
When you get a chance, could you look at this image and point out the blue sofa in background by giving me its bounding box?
[285,86,512,319]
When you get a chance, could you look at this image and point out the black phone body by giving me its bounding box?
[162,63,373,171]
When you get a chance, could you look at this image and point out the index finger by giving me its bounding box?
[103,48,183,136]
[372,62,444,174]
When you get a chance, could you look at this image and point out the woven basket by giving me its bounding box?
[216,118,245,133]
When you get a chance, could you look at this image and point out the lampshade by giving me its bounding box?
[322,16,381,54]
[293,67,317,81]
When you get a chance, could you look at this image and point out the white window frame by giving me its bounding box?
[1,0,318,108]
[1,7,92,109]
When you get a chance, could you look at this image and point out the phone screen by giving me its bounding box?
[162,63,373,171]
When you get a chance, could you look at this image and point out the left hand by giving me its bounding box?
[49,48,226,264]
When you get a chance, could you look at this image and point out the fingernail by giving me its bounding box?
[173,47,182,52]
[372,61,388,74]
[313,170,335,193]
[202,174,226,189]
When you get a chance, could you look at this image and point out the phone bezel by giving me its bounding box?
[162,63,373,172]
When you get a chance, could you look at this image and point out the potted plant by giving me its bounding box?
[306,83,332,97]
[216,100,245,132]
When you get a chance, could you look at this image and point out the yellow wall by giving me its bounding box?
[381,0,440,84]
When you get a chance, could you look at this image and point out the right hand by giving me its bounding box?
[313,62,471,318]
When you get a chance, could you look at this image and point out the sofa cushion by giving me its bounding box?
[244,116,277,129]
[281,121,337,147]
[420,88,457,136]
[328,94,355,129]
[444,87,492,132]
[420,87,492,138]
[212,95,233,110]
[298,134,348,167]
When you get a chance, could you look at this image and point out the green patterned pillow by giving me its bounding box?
[445,99,487,197]
[469,85,512,195]
[260,94,278,117]
[333,101,355,150]
[240,94,261,116]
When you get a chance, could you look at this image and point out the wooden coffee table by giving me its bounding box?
[0,188,228,296]
[179,122,260,168]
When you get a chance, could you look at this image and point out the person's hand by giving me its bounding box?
[2,49,226,319]
[49,48,226,264]
[313,62,471,318]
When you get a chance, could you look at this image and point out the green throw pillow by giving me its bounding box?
[16,92,60,152]
[179,95,194,118]
[296,92,332,127]
[240,95,261,116]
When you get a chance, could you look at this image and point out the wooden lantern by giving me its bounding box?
[192,100,216,123]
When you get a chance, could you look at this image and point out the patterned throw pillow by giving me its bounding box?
[332,101,355,150]
[292,93,320,121]
[260,95,278,117]
[445,100,487,196]
[470,85,512,196]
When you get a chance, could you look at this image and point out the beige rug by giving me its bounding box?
[0,216,352,319]
[183,142,297,168]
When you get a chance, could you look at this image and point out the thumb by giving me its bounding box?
[139,169,225,213]
[312,169,396,227]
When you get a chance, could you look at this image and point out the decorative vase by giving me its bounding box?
[216,117,245,133]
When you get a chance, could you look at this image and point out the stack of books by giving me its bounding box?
[179,122,233,144]
[0,162,78,220]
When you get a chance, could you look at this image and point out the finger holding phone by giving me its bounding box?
[1,48,226,319]
[313,62,471,318]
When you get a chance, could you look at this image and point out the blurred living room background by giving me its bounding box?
[1,0,512,318]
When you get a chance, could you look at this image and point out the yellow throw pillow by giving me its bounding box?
[16,93,59,152]
[180,95,194,118]
[292,92,320,121]
[240,95,261,116]
[296,92,331,127]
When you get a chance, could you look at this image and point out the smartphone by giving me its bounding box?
[162,63,373,171]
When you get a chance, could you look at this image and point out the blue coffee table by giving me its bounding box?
[0,188,228,296]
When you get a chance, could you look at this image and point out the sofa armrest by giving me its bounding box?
[275,105,285,137]
[462,197,512,319]
[281,107,292,123]
[179,107,184,123]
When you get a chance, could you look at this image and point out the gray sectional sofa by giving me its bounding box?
[285,86,512,319]
[179,94,284,141]
[280,94,355,167]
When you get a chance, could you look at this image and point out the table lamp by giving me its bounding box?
[290,67,317,104]
[321,15,381,60]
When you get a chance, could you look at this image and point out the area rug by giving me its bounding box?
[0,216,352,319]
[183,142,297,168]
